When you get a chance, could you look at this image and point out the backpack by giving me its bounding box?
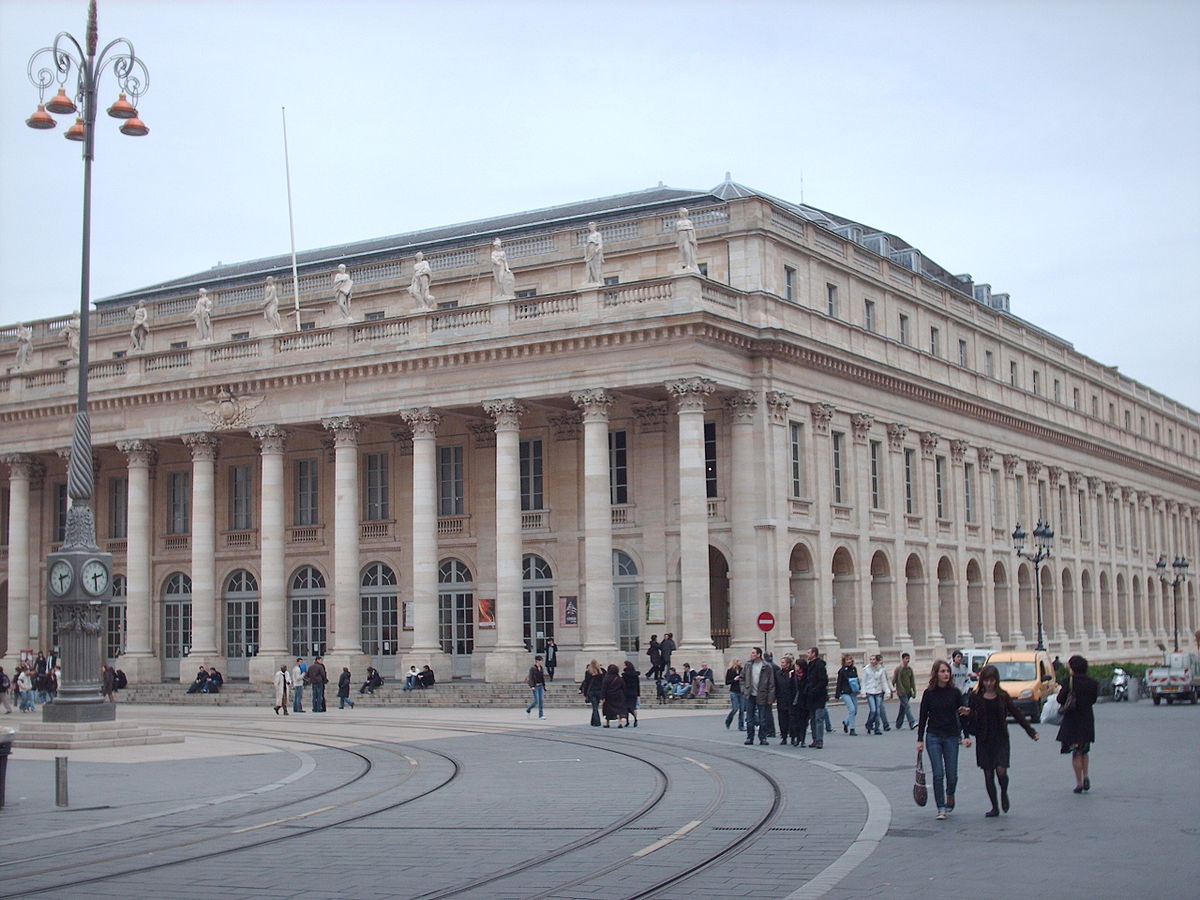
[115,670,128,689]
[0,672,9,691]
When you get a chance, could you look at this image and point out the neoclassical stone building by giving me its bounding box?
[2,180,1197,683]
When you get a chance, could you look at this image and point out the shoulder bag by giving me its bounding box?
[913,750,928,806]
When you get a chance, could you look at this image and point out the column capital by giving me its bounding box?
[249,425,289,455]
[886,422,908,452]
[1068,470,1083,490]
[976,446,995,469]
[724,390,758,425]
[810,401,836,435]
[666,377,716,413]
[483,398,526,430]
[949,438,969,464]
[850,412,875,443]
[181,432,221,461]
[1002,453,1021,477]
[322,416,361,447]
[919,431,940,459]
[571,388,614,422]
[2,453,40,479]
[1025,459,1043,479]
[1045,465,1062,486]
[117,439,158,467]
[1122,486,1137,503]
[1104,480,1120,499]
[401,407,441,438]
[764,390,792,425]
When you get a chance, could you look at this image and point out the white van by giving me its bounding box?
[956,648,995,694]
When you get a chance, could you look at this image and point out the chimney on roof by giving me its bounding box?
[724,171,732,183]
[990,293,1010,312]
[973,283,992,305]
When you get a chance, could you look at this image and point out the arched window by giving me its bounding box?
[613,550,640,651]
[224,569,260,670]
[361,562,398,656]
[106,574,127,661]
[438,558,475,664]
[289,565,326,657]
[523,554,554,652]
[162,572,192,678]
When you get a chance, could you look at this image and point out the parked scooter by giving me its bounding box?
[1112,667,1129,702]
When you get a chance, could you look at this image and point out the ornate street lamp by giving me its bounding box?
[23,1,149,723]
[1013,519,1054,651]
[1156,555,1189,653]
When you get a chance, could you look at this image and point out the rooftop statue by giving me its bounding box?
[675,207,699,273]
[584,222,604,286]
[63,311,81,361]
[192,289,213,342]
[263,276,282,331]
[492,238,516,300]
[15,323,33,369]
[409,251,434,309]
[129,301,150,352]
[333,263,354,320]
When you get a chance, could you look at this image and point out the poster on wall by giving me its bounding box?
[645,591,665,624]
[402,600,414,631]
[478,597,496,628]
[560,595,578,627]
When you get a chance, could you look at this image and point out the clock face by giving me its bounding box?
[49,560,74,596]
[81,559,111,596]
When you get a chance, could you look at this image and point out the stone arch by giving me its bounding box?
[966,558,985,644]
[1080,568,1095,638]
[1132,575,1144,635]
[709,546,731,650]
[832,546,857,651]
[1115,572,1129,636]
[905,553,927,647]
[789,542,817,648]
[1040,565,1056,644]
[1099,570,1113,637]
[1061,567,1076,639]
[937,556,956,647]
[992,561,1011,646]
[870,549,893,649]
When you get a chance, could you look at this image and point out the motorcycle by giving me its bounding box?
[1111,667,1129,702]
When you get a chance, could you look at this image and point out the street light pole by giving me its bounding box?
[1013,520,1055,652]
[1156,555,1189,653]
[24,1,149,723]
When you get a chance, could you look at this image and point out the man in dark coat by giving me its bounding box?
[660,633,676,671]
[308,657,328,712]
[743,647,777,746]
[804,647,829,748]
[774,656,799,746]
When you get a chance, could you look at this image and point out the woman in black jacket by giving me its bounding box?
[621,660,640,727]
[601,664,627,727]
[724,660,744,731]
[337,667,355,710]
[917,659,970,820]
[962,664,1038,816]
[580,660,603,726]
[644,636,663,681]
[1056,654,1099,793]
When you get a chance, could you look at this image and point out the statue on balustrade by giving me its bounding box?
[15,323,33,369]
[408,251,435,309]
[192,289,213,342]
[263,276,282,331]
[129,301,150,352]
[63,311,80,361]
[675,207,699,272]
[333,263,354,320]
[491,238,516,299]
[584,222,604,285]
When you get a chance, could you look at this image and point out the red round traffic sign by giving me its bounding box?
[757,611,776,632]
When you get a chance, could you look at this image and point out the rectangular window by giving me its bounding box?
[1113,498,1122,546]
[1038,481,1049,520]
[963,463,975,523]
[168,471,190,535]
[602,275,620,286]
[609,430,628,505]
[1059,485,1069,536]
[519,439,544,511]
[364,310,386,321]
[232,331,250,342]
[698,263,708,277]
[869,440,883,509]
[295,458,319,526]
[1124,410,1131,430]
[300,321,316,331]
[229,464,253,531]
[1130,504,1139,549]
[863,299,876,332]
[109,477,128,539]
[985,350,995,378]
[1073,388,1081,410]
[899,313,910,345]
[1140,415,1146,435]
[929,326,940,357]
[991,469,1002,527]
[935,456,946,519]
[54,483,68,543]
[1010,361,1018,386]
[515,288,537,299]
[904,449,916,515]
[1032,371,1041,395]
[789,422,805,497]
[784,266,796,302]
[438,446,464,516]
[1091,395,1099,417]
[1054,378,1062,403]
[704,422,718,498]
[826,283,839,318]
[1078,489,1088,537]
[1097,499,1106,543]
[832,432,845,505]
[958,339,968,367]
[1015,474,1026,523]
[364,452,389,521]
[169,340,188,350]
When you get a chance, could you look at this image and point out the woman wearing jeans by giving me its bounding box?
[724,659,745,730]
[836,654,860,735]
[917,659,971,820]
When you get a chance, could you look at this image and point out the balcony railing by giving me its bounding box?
[437,515,469,537]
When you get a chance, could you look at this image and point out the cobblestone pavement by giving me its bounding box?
[0,696,1195,899]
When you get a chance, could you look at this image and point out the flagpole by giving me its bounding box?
[281,107,302,332]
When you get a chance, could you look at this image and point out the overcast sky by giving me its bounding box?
[2,0,1197,410]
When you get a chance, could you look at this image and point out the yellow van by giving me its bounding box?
[985,650,1058,722]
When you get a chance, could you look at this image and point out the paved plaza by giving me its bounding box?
[1,696,1196,899]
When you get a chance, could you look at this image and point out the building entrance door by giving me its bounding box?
[439,592,475,679]
[224,570,259,680]
[162,572,192,681]
[361,563,399,678]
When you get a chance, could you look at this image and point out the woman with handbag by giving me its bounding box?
[1056,654,1099,793]
[581,660,604,727]
[962,664,1039,816]
[836,654,860,735]
[917,659,971,820]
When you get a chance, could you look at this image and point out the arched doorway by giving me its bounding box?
[438,558,474,679]
[992,561,1010,647]
[289,565,327,658]
[937,557,956,648]
[789,543,817,648]
[832,546,857,651]
[870,550,893,649]
[522,554,554,655]
[905,554,926,647]
[1116,572,1129,640]
[224,569,259,680]
[1132,575,1144,637]
[966,558,984,644]
[709,546,730,650]
[614,550,641,653]
[1080,569,1095,643]
[162,572,192,681]
[360,562,399,678]
[1062,568,1076,641]
[1040,565,1056,646]
[1099,570,1112,639]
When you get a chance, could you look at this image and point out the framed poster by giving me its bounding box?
[478,597,496,628]
[560,595,578,627]
[402,600,414,631]
[645,591,665,625]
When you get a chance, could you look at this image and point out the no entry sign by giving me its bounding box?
[757,611,776,632]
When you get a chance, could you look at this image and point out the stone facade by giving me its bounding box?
[2,182,1198,683]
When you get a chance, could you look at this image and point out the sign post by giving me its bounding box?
[757,611,776,655]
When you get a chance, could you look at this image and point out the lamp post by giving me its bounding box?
[1013,519,1054,651]
[24,1,149,724]
[1156,555,1189,653]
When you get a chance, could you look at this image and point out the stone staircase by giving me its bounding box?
[9,720,185,749]
[116,680,724,709]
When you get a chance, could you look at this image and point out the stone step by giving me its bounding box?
[8,720,186,750]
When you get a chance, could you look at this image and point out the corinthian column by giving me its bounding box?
[250,425,288,682]
[726,391,760,652]
[483,398,529,682]
[116,440,160,682]
[323,416,369,673]
[401,408,448,672]
[2,455,38,660]
[182,432,222,667]
[572,389,618,664]
[666,377,716,654]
